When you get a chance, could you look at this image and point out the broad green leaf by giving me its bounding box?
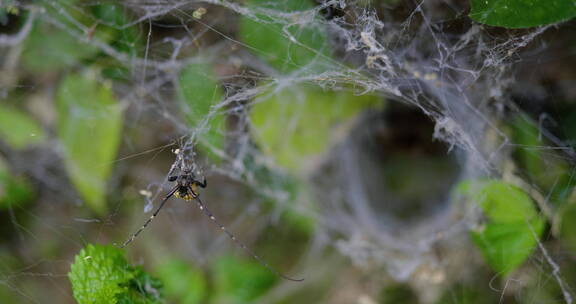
[213,255,276,304]
[250,84,381,172]
[69,244,162,304]
[460,180,545,275]
[0,156,34,209]
[239,0,331,74]
[177,63,225,159]
[471,220,544,275]
[56,71,123,215]
[474,181,540,222]
[470,0,576,28]
[0,106,46,149]
[23,22,99,72]
[155,259,206,304]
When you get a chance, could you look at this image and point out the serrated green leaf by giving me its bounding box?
[460,180,545,275]
[156,259,206,304]
[469,0,576,28]
[0,106,46,149]
[56,71,123,215]
[69,244,134,304]
[250,85,381,172]
[69,244,162,304]
[239,0,331,74]
[0,156,34,209]
[177,63,224,160]
[213,255,276,304]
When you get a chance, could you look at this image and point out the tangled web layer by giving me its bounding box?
[1,0,575,303]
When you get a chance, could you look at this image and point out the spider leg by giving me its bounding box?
[193,196,303,282]
[198,177,207,188]
[118,185,178,248]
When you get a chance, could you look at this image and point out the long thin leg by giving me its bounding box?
[193,196,304,282]
[118,186,179,248]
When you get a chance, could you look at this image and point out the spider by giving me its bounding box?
[119,152,303,282]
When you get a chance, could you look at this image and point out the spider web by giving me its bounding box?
[1,0,575,303]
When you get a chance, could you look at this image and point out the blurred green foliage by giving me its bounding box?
[177,63,225,161]
[212,255,277,303]
[458,180,545,275]
[511,116,573,206]
[250,84,382,172]
[90,3,140,55]
[56,70,123,215]
[239,0,331,74]
[469,0,576,28]
[435,283,497,304]
[22,22,98,72]
[0,156,34,209]
[559,202,576,253]
[23,2,139,73]
[155,259,206,304]
[0,0,574,303]
[0,106,46,149]
[379,284,418,304]
[69,244,162,304]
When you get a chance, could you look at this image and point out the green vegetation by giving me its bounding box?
[0,0,575,303]
[69,244,162,304]
[459,180,545,275]
[470,0,576,28]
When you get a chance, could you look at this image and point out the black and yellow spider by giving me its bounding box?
[119,158,302,282]
[169,169,207,201]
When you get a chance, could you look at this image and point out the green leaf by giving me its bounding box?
[213,255,277,304]
[250,84,381,172]
[69,244,162,304]
[460,180,545,275]
[471,220,544,275]
[239,0,331,74]
[469,0,576,28]
[177,63,225,159]
[56,71,123,215]
[23,21,99,72]
[475,181,540,222]
[0,106,45,149]
[69,244,134,304]
[155,259,206,304]
[0,156,34,209]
